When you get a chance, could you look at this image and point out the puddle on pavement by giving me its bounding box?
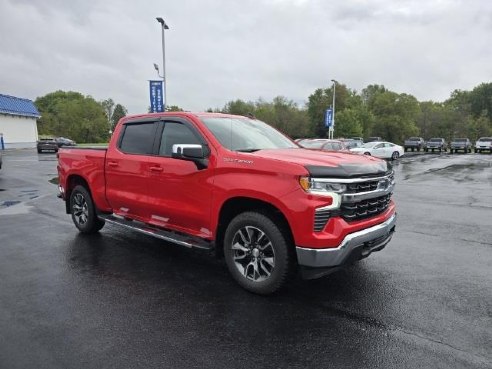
[403,162,492,182]
[0,200,21,207]
[0,202,32,215]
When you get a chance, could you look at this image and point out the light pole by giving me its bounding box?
[156,17,169,111]
[330,79,337,139]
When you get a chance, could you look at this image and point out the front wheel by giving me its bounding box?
[223,212,294,295]
[69,185,105,233]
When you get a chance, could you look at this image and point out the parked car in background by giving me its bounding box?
[366,137,383,142]
[450,138,472,154]
[350,137,364,146]
[350,141,404,160]
[424,138,447,152]
[404,137,425,152]
[474,137,492,153]
[298,138,347,152]
[339,138,362,149]
[37,138,58,153]
[55,137,76,147]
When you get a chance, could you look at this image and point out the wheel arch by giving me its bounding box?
[215,197,295,259]
[64,174,91,214]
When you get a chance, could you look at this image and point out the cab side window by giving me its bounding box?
[119,122,156,155]
[159,122,201,156]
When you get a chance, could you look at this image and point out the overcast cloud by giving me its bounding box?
[1,0,491,114]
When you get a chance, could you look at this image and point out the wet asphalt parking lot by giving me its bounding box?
[0,149,491,369]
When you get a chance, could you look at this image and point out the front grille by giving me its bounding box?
[313,194,392,231]
[341,194,391,222]
[346,181,379,193]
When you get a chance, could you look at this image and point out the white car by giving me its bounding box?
[350,141,404,160]
[474,137,492,153]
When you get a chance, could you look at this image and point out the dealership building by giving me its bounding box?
[0,93,40,149]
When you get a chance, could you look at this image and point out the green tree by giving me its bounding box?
[369,91,420,143]
[307,84,351,137]
[100,98,115,130]
[35,91,109,143]
[111,104,128,130]
[334,108,364,138]
[166,105,184,112]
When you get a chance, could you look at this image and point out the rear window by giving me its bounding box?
[119,122,156,154]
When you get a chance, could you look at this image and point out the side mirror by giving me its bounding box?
[172,144,205,159]
[172,144,209,169]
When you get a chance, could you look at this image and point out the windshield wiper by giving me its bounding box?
[236,148,261,153]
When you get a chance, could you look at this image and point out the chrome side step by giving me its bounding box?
[99,214,213,250]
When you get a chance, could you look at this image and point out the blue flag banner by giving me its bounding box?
[325,108,333,128]
[149,80,164,112]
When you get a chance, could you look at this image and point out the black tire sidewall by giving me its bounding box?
[223,212,292,295]
[69,185,104,233]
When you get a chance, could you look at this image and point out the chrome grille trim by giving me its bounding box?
[313,171,395,231]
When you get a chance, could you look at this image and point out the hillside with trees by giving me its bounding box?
[34,83,492,144]
[220,82,492,143]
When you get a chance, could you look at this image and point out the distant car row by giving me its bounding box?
[296,138,404,160]
[37,137,76,153]
[404,137,492,153]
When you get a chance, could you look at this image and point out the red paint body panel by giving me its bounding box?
[58,112,396,250]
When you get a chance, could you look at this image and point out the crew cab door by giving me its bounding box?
[145,119,214,239]
[105,120,158,221]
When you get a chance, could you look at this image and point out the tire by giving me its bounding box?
[223,211,294,295]
[364,152,371,155]
[450,149,453,154]
[37,149,42,153]
[391,151,399,160]
[69,185,105,234]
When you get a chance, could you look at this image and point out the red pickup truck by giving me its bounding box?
[58,112,397,294]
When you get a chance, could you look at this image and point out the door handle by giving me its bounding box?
[149,166,163,172]
[107,161,118,167]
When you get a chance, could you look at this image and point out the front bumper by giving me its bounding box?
[296,213,396,268]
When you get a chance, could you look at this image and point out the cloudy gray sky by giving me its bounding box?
[1,0,491,114]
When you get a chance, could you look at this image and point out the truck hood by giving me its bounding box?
[248,148,389,178]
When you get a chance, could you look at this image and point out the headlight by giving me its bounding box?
[299,177,346,193]
[299,177,346,208]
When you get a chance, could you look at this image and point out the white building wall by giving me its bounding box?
[0,114,39,149]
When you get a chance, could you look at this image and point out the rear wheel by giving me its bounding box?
[223,212,294,295]
[364,152,371,155]
[391,151,400,160]
[69,185,105,233]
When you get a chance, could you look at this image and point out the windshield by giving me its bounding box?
[429,138,442,142]
[478,137,492,142]
[453,138,467,142]
[408,137,420,141]
[201,117,297,151]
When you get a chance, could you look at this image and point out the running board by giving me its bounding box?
[99,214,213,250]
